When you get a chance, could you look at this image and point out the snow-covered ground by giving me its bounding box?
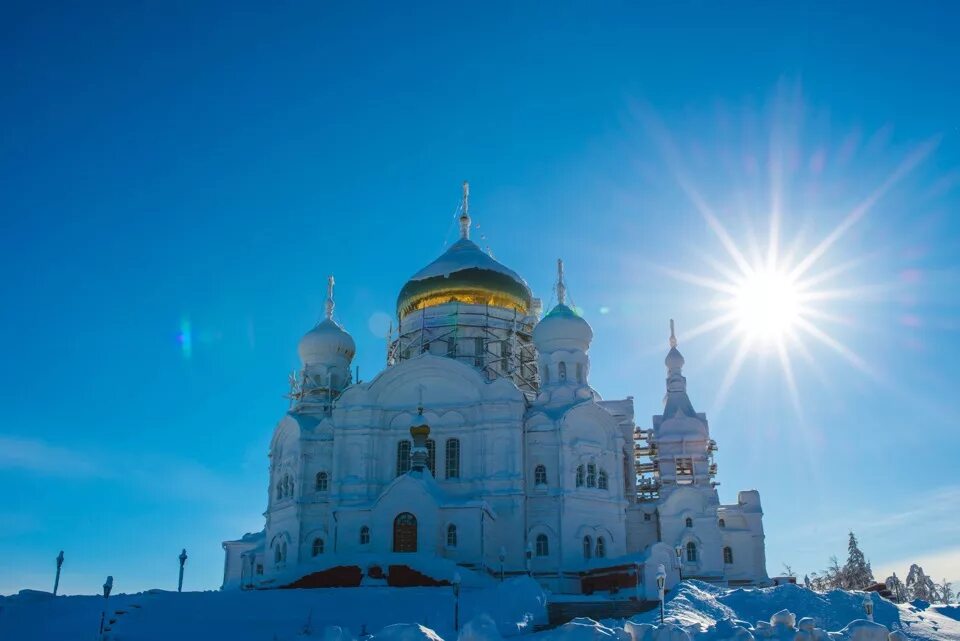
[1,580,956,641]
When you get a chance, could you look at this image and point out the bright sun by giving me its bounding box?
[731,270,800,342]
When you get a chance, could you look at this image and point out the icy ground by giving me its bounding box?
[1,580,957,641]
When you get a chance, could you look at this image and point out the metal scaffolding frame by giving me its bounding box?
[387,302,540,396]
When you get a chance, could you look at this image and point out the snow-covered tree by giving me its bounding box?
[826,555,845,590]
[885,573,907,603]
[843,531,875,589]
[783,563,796,578]
[938,579,954,604]
[906,564,939,602]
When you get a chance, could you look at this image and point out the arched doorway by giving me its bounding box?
[393,512,417,552]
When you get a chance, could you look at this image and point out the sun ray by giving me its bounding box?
[775,335,802,417]
[793,316,874,377]
[678,179,755,277]
[790,137,939,281]
[713,336,753,412]
[655,266,742,296]
[679,310,741,343]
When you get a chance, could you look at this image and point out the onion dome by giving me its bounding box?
[298,276,356,367]
[396,182,533,319]
[533,259,593,353]
[533,303,593,353]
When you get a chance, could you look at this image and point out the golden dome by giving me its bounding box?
[397,238,533,319]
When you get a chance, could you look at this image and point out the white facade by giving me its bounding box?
[222,188,769,597]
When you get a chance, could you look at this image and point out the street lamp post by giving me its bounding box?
[98,576,113,640]
[674,546,683,581]
[178,549,188,593]
[656,564,667,625]
[863,593,874,622]
[525,542,533,576]
[498,547,506,582]
[452,572,462,632]
[53,551,64,596]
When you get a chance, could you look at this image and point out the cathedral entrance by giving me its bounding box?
[393,512,417,552]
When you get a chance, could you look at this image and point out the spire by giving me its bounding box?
[459,181,471,239]
[556,258,567,306]
[663,318,695,416]
[325,275,336,321]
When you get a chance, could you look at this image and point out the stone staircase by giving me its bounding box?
[545,599,659,627]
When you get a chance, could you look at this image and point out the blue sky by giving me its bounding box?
[2,1,959,595]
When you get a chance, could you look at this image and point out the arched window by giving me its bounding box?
[576,363,584,383]
[281,541,287,562]
[719,518,726,528]
[316,472,329,492]
[685,517,693,528]
[536,534,549,556]
[426,439,436,476]
[723,546,734,564]
[288,477,294,497]
[576,465,585,487]
[586,463,597,488]
[598,469,608,490]
[312,538,324,556]
[583,535,592,559]
[396,440,411,476]
[274,545,282,564]
[559,362,567,381]
[445,439,460,479]
[686,541,697,562]
[596,537,606,558]
[276,481,283,500]
[393,512,417,553]
[360,526,370,545]
[534,464,547,486]
[446,524,458,547]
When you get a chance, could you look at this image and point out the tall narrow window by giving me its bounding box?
[446,524,458,547]
[447,338,457,357]
[542,366,550,384]
[274,545,282,564]
[586,463,597,488]
[719,518,726,528]
[559,362,567,381]
[576,465,585,487]
[276,481,283,500]
[723,546,733,564]
[312,538,324,556]
[598,469,608,490]
[426,439,436,476]
[474,337,484,368]
[685,517,693,528]
[534,464,547,486]
[502,339,512,373]
[576,363,584,383]
[686,541,697,562]
[360,526,370,545]
[445,439,460,479]
[596,537,606,558]
[421,341,431,354]
[316,472,329,492]
[281,541,287,562]
[536,534,549,556]
[583,536,592,559]
[393,512,417,553]
[396,440,412,476]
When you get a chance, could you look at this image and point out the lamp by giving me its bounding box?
[656,563,667,625]
[499,546,506,582]
[178,549,188,593]
[452,572,462,631]
[675,545,683,580]
[863,593,874,622]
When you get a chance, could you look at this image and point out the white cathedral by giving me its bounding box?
[222,184,769,598]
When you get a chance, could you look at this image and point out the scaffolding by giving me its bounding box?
[387,301,540,396]
[633,427,661,502]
